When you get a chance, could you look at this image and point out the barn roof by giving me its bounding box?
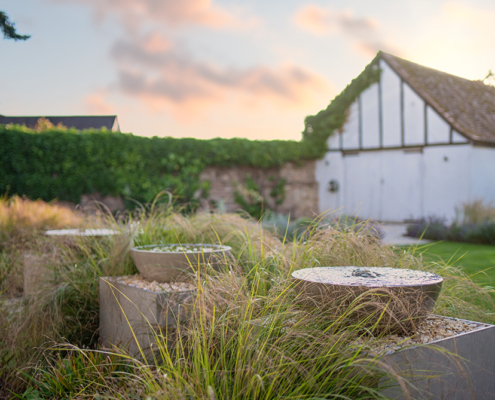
[380,52,495,145]
[0,115,120,132]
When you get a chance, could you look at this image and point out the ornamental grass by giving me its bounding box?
[0,195,83,245]
[0,198,493,398]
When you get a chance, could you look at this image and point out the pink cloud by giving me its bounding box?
[109,34,332,117]
[56,0,239,29]
[143,32,174,53]
[84,92,114,114]
[294,4,398,57]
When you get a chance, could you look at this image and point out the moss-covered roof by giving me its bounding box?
[381,52,495,144]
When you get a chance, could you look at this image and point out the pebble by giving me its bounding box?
[113,275,196,292]
[45,229,119,236]
[355,315,489,355]
[147,245,214,253]
[293,266,442,287]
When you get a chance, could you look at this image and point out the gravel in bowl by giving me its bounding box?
[131,244,232,283]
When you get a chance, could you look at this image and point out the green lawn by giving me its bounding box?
[401,241,495,286]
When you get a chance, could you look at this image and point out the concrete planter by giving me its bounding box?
[99,277,196,356]
[23,229,119,296]
[248,313,495,399]
[130,244,232,282]
[381,317,495,400]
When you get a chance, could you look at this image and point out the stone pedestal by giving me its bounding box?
[381,318,495,400]
[23,229,119,296]
[23,252,50,296]
[99,277,195,357]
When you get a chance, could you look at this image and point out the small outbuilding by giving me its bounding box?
[0,115,120,132]
[314,52,495,222]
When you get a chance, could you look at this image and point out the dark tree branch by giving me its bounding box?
[0,11,30,41]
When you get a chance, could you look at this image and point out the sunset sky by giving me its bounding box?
[2,0,494,140]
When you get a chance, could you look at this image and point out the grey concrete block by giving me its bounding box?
[381,318,495,400]
[23,252,50,296]
[99,277,195,357]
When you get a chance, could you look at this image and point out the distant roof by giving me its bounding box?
[0,115,120,132]
[380,52,495,145]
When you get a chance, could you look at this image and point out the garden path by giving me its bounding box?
[380,223,432,246]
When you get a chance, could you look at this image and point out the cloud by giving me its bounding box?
[109,33,331,115]
[55,0,332,128]
[84,92,114,114]
[293,4,398,57]
[56,0,239,29]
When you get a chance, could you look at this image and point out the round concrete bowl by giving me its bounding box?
[292,266,443,334]
[45,229,119,237]
[131,244,232,283]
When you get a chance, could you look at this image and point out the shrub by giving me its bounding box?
[406,216,449,241]
[465,222,495,245]
[406,212,495,245]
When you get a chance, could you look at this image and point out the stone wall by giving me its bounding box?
[199,161,319,219]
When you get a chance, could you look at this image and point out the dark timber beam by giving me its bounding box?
[378,72,383,149]
[358,94,363,150]
[400,78,405,147]
[424,102,428,145]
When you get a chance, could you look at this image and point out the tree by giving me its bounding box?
[483,69,495,87]
[0,11,30,41]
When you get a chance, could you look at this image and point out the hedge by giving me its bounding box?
[0,125,323,206]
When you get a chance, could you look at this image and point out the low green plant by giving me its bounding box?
[20,345,138,399]
[233,176,265,220]
[407,212,495,245]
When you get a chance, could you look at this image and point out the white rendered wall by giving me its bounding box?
[342,152,382,219]
[316,145,474,222]
[471,147,495,204]
[403,84,425,146]
[361,83,380,149]
[316,151,345,215]
[327,131,340,150]
[427,107,450,144]
[342,101,360,149]
[381,60,402,147]
[422,145,472,219]
[380,150,423,221]
[453,129,469,144]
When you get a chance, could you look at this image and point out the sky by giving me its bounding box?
[1,0,494,140]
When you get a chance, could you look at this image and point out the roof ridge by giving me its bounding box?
[379,52,495,143]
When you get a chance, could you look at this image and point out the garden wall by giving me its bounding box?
[0,125,323,215]
[199,161,318,219]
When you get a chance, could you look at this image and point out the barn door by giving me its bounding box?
[343,152,382,220]
[379,151,423,222]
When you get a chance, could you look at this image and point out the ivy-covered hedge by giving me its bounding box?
[0,125,321,206]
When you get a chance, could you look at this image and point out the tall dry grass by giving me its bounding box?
[0,195,83,245]
[460,199,495,224]
[1,203,494,398]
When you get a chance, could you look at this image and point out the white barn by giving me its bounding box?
[316,52,495,222]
